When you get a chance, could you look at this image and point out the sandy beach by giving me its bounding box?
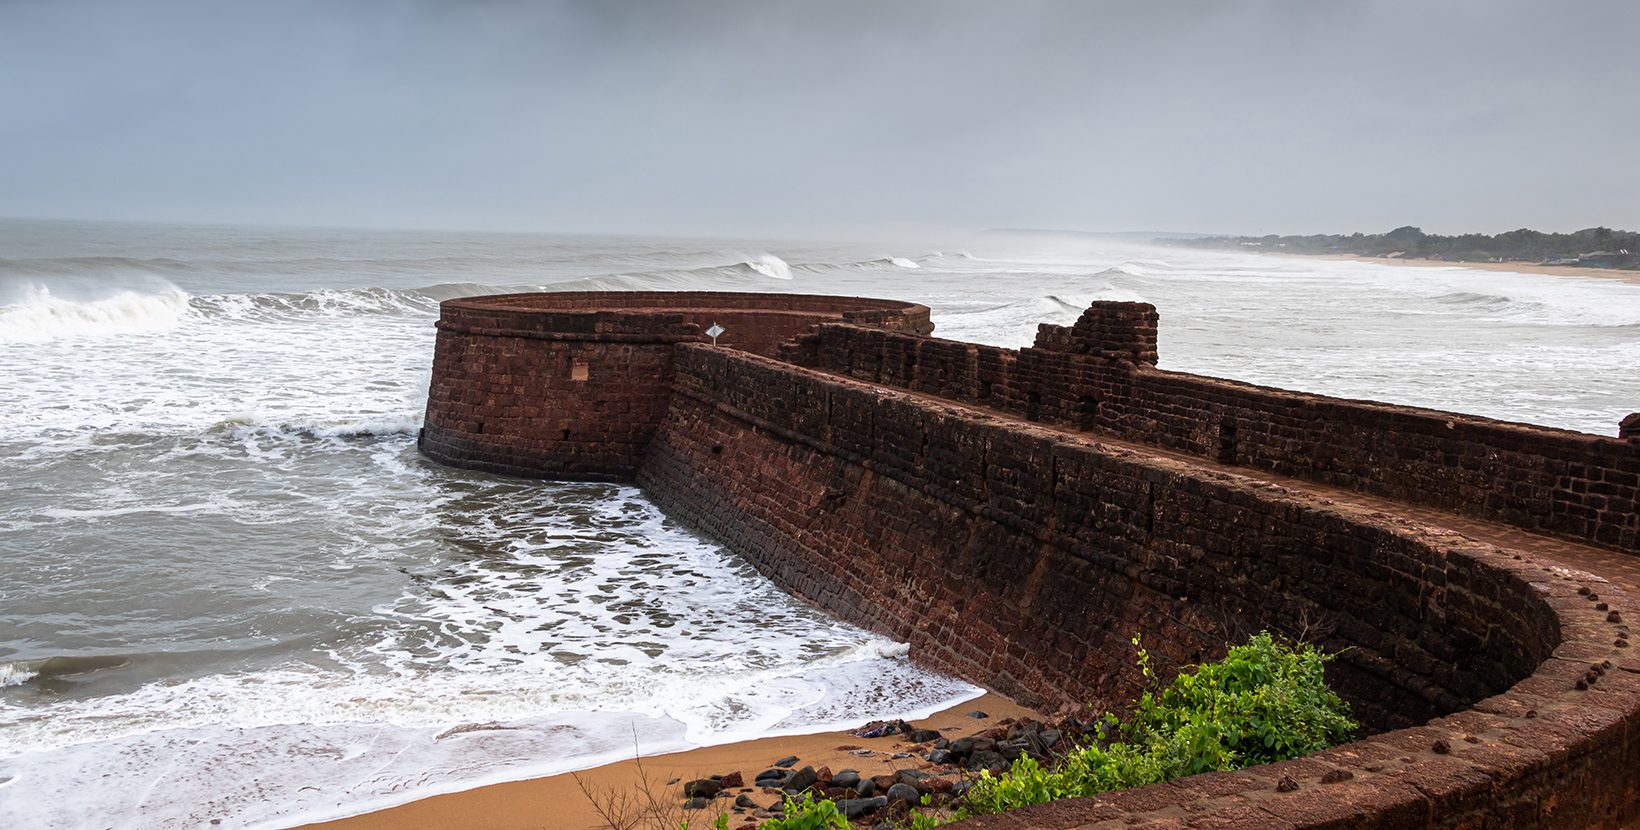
[296,692,1041,830]
[1260,251,1640,285]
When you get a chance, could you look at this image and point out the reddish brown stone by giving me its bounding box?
[421,295,1640,830]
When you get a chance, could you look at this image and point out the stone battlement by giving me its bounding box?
[419,292,1640,830]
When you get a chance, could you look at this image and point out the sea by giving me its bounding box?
[2,219,1637,829]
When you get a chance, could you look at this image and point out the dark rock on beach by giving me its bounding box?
[682,779,720,799]
[967,749,1005,771]
[840,795,888,819]
[949,736,995,755]
[885,782,921,803]
[784,765,818,792]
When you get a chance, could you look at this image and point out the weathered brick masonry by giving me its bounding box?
[784,302,1640,555]
[419,291,930,480]
[421,292,1640,829]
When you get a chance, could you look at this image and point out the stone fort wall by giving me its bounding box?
[419,291,930,480]
[419,292,1640,829]
[780,302,1640,555]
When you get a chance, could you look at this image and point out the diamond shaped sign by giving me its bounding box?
[705,323,725,344]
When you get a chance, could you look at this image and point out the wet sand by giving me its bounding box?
[296,692,1040,830]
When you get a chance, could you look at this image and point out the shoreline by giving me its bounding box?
[1255,250,1640,285]
[294,692,1040,830]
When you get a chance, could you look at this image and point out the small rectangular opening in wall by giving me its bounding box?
[1079,395,1100,429]
[570,360,590,382]
[1218,418,1238,464]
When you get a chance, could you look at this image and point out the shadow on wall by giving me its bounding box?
[419,293,1640,830]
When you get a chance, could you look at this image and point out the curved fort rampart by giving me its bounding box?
[420,291,1640,829]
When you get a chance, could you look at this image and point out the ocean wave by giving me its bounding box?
[888,256,921,269]
[0,652,975,830]
[206,412,424,439]
[190,286,441,321]
[1095,264,1150,278]
[0,286,194,343]
[742,254,793,280]
[1432,291,1512,308]
[0,655,136,688]
[932,289,1149,348]
[407,281,540,302]
[1417,278,1640,328]
[0,255,198,283]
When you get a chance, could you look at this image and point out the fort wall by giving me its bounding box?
[640,344,1559,731]
[638,343,1638,829]
[419,293,1640,829]
[419,291,929,480]
[784,302,1640,554]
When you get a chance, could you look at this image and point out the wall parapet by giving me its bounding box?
[789,309,1640,555]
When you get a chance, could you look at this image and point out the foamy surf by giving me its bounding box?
[0,285,193,342]
[0,642,975,830]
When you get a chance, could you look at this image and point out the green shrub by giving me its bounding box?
[760,794,850,830]
[959,632,1357,818]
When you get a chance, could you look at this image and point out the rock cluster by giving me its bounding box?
[677,715,1087,827]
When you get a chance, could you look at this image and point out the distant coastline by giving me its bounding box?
[1157,224,1640,273]
[1258,249,1640,285]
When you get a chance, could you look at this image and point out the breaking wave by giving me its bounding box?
[742,254,793,280]
[0,286,194,343]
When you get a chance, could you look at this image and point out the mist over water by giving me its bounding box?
[2,220,1638,829]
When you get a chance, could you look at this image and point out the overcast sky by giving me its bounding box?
[1,0,1636,237]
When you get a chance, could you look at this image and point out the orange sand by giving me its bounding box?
[296,692,1040,830]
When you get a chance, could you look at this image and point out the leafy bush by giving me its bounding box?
[959,632,1357,818]
[760,794,850,830]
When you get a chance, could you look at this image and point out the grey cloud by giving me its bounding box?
[1,0,1635,236]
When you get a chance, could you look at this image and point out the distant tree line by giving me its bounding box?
[1159,226,1639,269]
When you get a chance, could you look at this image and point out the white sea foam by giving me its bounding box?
[744,254,793,279]
[0,477,978,829]
[0,663,36,688]
[934,289,1146,348]
[0,635,972,830]
[0,285,193,342]
[889,256,921,269]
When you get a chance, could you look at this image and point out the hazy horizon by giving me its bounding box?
[3,1,1636,238]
